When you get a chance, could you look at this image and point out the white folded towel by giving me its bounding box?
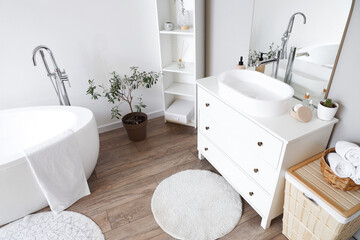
[24,130,90,214]
[327,152,355,178]
[352,167,360,185]
[335,141,360,166]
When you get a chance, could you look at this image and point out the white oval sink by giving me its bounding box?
[218,70,294,118]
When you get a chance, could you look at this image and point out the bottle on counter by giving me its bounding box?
[302,92,311,107]
[236,56,246,70]
[303,92,314,111]
[320,88,327,101]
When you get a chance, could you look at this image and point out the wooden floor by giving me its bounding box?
[45,117,287,239]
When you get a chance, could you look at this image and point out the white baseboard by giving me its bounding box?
[97,110,164,133]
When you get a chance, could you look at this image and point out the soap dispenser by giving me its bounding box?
[236,56,246,70]
[255,53,265,73]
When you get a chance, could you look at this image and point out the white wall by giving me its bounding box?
[328,0,360,146]
[205,0,254,76]
[0,0,163,129]
[250,0,352,53]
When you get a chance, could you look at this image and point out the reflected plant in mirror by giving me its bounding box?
[249,0,353,103]
[248,42,280,67]
[174,0,185,15]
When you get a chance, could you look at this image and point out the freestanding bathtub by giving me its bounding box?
[0,106,99,225]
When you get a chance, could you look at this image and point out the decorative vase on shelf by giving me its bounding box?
[177,59,185,69]
[164,22,174,31]
[179,10,191,30]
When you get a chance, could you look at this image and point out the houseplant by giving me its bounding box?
[317,98,339,121]
[87,66,161,141]
[248,42,280,67]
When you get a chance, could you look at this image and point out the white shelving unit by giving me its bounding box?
[155,0,204,127]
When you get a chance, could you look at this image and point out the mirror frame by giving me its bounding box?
[325,0,355,98]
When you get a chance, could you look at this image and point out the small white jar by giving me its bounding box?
[317,101,339,121]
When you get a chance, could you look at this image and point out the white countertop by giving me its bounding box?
[197,76,338,143]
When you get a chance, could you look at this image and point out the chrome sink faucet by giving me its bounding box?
[255,50,281,78]
[256,12,306,79]
[32,45,71,106]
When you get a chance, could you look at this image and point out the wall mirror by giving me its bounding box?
[248,0,354,103]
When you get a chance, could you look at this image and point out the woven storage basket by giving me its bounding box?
[320,148,360,191]
[283,181,360,240]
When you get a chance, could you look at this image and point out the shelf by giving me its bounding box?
[160,28,194,36]
[165,117,195,127]
[156,0,203,128]
[163,62,195,74]
[165,99,195,126]
[164,82,195,97]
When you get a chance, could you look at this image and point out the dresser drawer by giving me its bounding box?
[199,112,276,192]
[198,132,270,216]
[198,86,283,168]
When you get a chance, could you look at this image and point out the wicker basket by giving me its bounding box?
[320,148,360,191]
[283,181,360,240]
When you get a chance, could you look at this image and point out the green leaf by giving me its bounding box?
[324,99,333,108]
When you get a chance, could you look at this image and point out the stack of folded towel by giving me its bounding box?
[327,141,360,185]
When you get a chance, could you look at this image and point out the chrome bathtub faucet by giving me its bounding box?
[32,45,71,106]
[256,12,307,79]
[280,12,307,60]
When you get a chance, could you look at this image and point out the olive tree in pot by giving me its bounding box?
[317,99,339,121]
[87,67,161,141]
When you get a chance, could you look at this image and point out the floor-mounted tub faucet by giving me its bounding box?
[284,47,297,84]
[280,12,307,59]
[32,45,71,106]
[255,12,306,79]
[284,48,310,84]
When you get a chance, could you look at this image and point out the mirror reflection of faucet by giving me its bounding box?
[255,12,307,79]
[296,52,310,57]
[281,12,307,59]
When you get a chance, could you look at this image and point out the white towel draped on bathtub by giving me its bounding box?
[24,129,90,214]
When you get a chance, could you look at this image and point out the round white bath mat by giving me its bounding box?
[0,211,104,240]
[151,170,242,240]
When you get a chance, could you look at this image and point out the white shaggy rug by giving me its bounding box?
[151,170,242,240]
[0,211,104,240]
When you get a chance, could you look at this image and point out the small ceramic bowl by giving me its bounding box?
[164,22,174,31]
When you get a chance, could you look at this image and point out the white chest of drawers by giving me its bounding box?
[196,76,338,229]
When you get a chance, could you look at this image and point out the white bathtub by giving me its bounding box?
[0,106,99,225]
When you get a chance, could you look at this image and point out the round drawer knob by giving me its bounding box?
[249,192,254,196]
[257,142,263,147]
[253,168,259,173]
[205,103,210,107]
[205,126,209,130]
[204,147,208,151]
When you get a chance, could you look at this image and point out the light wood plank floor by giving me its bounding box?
[43,117,287,239]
